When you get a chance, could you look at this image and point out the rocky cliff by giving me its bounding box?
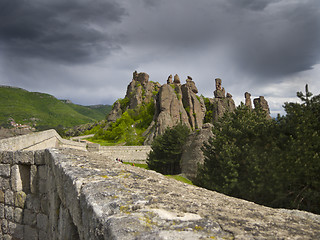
[106,71,270,145]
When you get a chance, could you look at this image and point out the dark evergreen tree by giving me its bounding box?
[196,86,320,214]
[147,124,190,175]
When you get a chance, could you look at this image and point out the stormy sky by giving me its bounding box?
[0,0,319,115]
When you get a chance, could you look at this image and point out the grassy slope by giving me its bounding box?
[0,86,111,129]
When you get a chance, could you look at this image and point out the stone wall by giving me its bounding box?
[0,130,87,152]
[99,146,151,163]
[0,131,320,239]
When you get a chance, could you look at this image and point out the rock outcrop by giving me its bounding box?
[245,92,252,109]
[144,76,206,144]
[211,78,236,122]
[254,96,271,119]
[125,71,161,110]
[144,83,191,144]
[105,71,271,145]
[180,123,214,181]
[181,78,206,130]
[106,71,160,124]
[106,100,122,123]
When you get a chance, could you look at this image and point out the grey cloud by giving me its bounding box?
[227,0,279,11]
[0,0,127,64]
[123,0,320,81]
[231,0,320,79]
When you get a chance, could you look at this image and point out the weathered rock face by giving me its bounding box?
[181,79,206,130]
[254,96,271,119]
[211,78,236,122]
[125,71,161,110]
[167,74,173,84]
[173,74,180,85]
[245,92,252,109]
[107,100,122,123]
[107,71,160,124]
[213,78,225,98]
[144,84,190,144]
[180,123,214,181]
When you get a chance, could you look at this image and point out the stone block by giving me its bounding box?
[38,165,47,180]
[1,219,9,234]
[0,164,11,177]
[14,207,23,223]
[4,206,14,221]
[0,152,13,164]
[14,191,27,208]
[34,150,46,165]
[0,189,4,203]
[23,209,36,226]
[13,151,34,165]
[39,178,47,194]
[39,230,47,240]
[25,194,40,213]
[30,165,38,194]
[0,177,10,190]
[0,203,4,218]
[11,165,23,192]
[24,225,38,240]
[37,213,48,231]
[4,190,14,205]
[40,194,49,215]
[9,222,24,240]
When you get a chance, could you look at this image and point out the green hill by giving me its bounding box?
[0,86,111,130]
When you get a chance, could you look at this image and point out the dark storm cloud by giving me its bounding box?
[0,0,127,64]
[229,0,320,78]
[229,0,279,11]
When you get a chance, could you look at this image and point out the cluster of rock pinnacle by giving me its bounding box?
[107,71,270,144]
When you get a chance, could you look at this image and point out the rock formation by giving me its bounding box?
[144,76,206,144]
[105,71,272,145]
[254,96,271,119]
[106,71,160,123]
[181,78,206,130]
[107,100,122,123]
[125,71,160,110]
[173,74,180,85]
[245,92,252,109]
[167,74,173,84]
[180,123,214,181]
[144,83,191,144]
[211,78,236,122]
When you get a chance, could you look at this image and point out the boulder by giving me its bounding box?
[180,123,214,181]
[167,75,173,84]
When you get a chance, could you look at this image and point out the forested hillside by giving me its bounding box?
[0,86,111,130]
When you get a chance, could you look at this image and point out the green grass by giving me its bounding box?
[0,86,111,130]
[123,162,149,169]
[165,175,193,185]
[123,161,193,185]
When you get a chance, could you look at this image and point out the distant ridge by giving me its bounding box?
[0,85,111,130]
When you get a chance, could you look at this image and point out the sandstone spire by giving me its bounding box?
[245,92,252,109]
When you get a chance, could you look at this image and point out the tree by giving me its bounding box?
[195,86,320,214]
[195,104,277,202]
[147,124,190,175]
